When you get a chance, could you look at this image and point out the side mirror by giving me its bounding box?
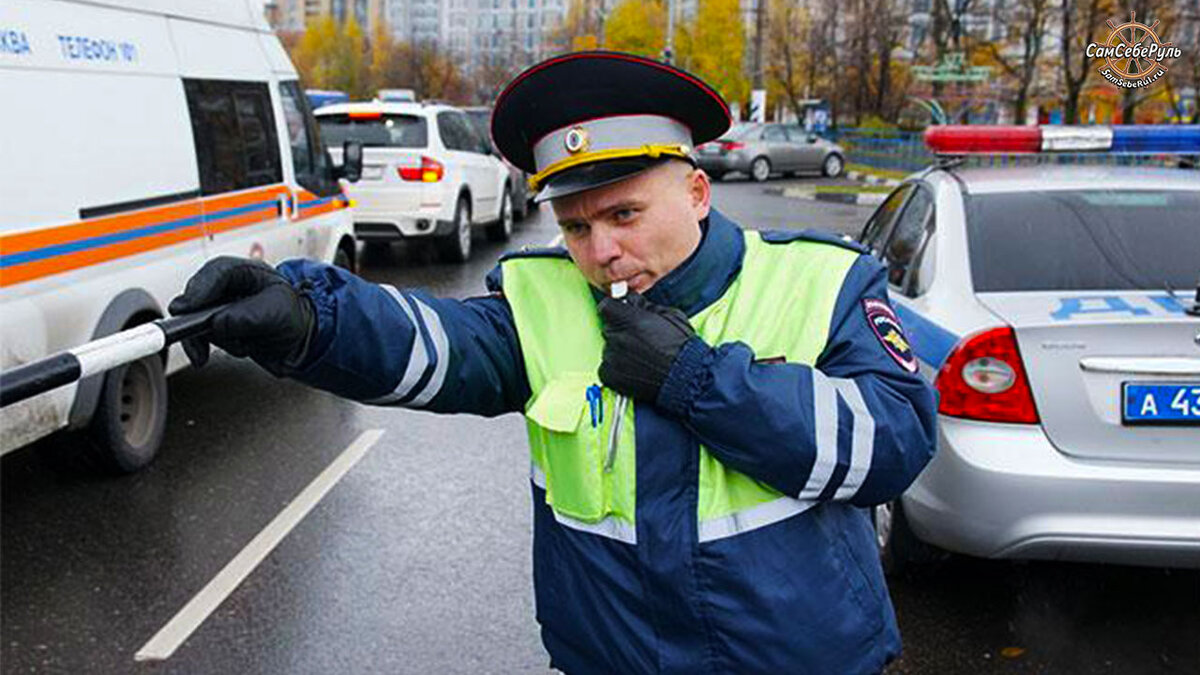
[338,140,363,182]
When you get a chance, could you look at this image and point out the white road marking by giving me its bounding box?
[134,428,387,662]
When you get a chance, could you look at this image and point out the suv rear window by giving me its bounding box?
[965,190,1200,292]
[317,114,428,148]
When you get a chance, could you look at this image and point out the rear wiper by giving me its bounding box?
[1164,280,1200,317]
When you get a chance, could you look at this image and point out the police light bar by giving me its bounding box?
[924,125,1200,155]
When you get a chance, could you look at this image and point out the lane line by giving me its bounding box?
[134,428,387,662]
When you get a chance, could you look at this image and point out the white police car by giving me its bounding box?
[860,125,1200,571]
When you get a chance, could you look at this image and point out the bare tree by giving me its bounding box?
[1060,0,1111,123]
[981,0,1050,123]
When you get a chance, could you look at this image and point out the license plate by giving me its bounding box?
[362,165,384,180]
[1122,382,1200,425]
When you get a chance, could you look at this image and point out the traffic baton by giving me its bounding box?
[0,306,224,408]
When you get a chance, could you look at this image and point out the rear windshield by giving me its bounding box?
[724,124,760,140]
[965,190,1200,292]
[317,114,427,148]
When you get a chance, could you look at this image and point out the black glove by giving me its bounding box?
[597,292,697,403]
[168,257,315,375]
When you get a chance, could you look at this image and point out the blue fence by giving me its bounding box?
[827,127,1191,174]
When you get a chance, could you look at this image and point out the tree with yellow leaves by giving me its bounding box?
[603,0,666,58]
[292,15,370,99]
[676,0,748,111]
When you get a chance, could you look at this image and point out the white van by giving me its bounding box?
[0,0,361,471]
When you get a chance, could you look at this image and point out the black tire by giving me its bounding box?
[750,156,772,182]
[333,244,353,272]
[85,354,168,473]
[822,153,845,178]
[437,195,472,263]
[486,188,514,242]
[872,499,948,578]
[513,187,529,221]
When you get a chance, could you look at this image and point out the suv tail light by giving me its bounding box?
[398,156,445,182]
[719,140,745,152]
[935,326,1040,424]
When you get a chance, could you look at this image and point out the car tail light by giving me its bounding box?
[935,326,1040,424]
[398,156,445,182]
[719,140,745,152]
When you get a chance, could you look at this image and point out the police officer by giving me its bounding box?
[170,52,937,674]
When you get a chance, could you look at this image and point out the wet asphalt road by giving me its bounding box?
[3,177,1198,674]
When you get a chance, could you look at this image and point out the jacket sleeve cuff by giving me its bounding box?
[277,262,338,376]
[656,335,715,418]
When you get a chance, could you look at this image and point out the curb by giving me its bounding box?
[779,187,888,206]
[846,170,902,187]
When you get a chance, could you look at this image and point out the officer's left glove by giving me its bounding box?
[168,256,315,377]
[597,292,697,403]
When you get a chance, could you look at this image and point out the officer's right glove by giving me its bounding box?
[168,256,315,376]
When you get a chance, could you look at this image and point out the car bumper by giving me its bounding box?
[344,184,450,240]
[353,212,460,240]
[903,416,1200,568]
[696,153,748,173]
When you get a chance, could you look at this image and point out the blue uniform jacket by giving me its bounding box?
[278,210,938,674]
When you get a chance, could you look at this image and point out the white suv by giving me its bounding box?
[316,102,515,262]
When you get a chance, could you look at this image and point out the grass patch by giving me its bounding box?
[816,184,894,195]
[845,163,909,180]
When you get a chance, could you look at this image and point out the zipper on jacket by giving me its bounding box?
[604,393,627,473]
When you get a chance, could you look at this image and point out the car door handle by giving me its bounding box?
[1079,357,1200,376]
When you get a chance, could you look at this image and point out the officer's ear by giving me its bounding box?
[689,166,712,221]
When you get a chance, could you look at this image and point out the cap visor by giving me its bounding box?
[535,158,674,203]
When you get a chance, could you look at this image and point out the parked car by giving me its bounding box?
[696,123,845,181]
[463,106,532,220]
[316,102,516,262]
[861,125,1200,572]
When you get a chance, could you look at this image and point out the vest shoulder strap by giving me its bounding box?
[757,228,868,255]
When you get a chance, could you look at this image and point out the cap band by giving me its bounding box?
[528,115,693,191]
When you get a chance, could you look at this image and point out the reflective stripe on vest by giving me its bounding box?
[502,232,860,544]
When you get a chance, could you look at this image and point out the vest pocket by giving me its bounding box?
[526,373,609,522]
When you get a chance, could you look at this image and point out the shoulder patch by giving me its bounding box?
[497,245,571,263]
[863,298,918,373]
[759,229,867,254]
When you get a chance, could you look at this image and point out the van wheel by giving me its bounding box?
[334,245,353,272]
[872,499,948,578]
[85,355,167,473]
[486,188,514,242]
[437,195,472,263]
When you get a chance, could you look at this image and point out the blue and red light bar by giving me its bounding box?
[925,125,1200,155]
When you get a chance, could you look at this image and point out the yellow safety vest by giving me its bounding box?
[501,231,858,542]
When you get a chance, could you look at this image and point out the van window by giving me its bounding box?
[281,80,338,196]
[184,79,282,195]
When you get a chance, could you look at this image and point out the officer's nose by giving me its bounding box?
[587,223,623,268]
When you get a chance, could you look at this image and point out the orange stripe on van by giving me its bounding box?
[0,185,347,288]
